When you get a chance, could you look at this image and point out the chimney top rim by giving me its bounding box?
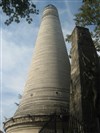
[44,4,57,11]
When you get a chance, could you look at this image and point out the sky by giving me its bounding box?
[0,0,83,131]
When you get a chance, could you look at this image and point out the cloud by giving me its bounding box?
[63,1,73,23]
[2,94,18,117]
[2,28,37,96]
[1,23,39,131]
[1,19,39,130]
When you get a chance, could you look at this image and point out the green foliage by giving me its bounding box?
[0,0,39,25]
[65,34,72,43]
[74,0,100,51]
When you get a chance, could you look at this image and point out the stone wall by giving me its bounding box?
[70,26,100,133]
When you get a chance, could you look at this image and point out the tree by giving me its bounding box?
[74,0,100,52]
[0,0,39,25]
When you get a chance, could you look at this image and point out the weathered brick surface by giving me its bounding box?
[70,26,100,132]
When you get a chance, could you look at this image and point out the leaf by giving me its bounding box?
[0,0,39,25]
[74,0,100,52]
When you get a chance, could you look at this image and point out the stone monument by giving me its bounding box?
[70,26,100,133]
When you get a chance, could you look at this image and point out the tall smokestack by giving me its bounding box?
[4,5,70,133]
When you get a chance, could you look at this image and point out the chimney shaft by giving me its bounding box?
[4,5,70,133]
[14,4,70,117]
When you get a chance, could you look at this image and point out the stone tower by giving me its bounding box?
[70,26,100,133]
[4,5,70,133]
